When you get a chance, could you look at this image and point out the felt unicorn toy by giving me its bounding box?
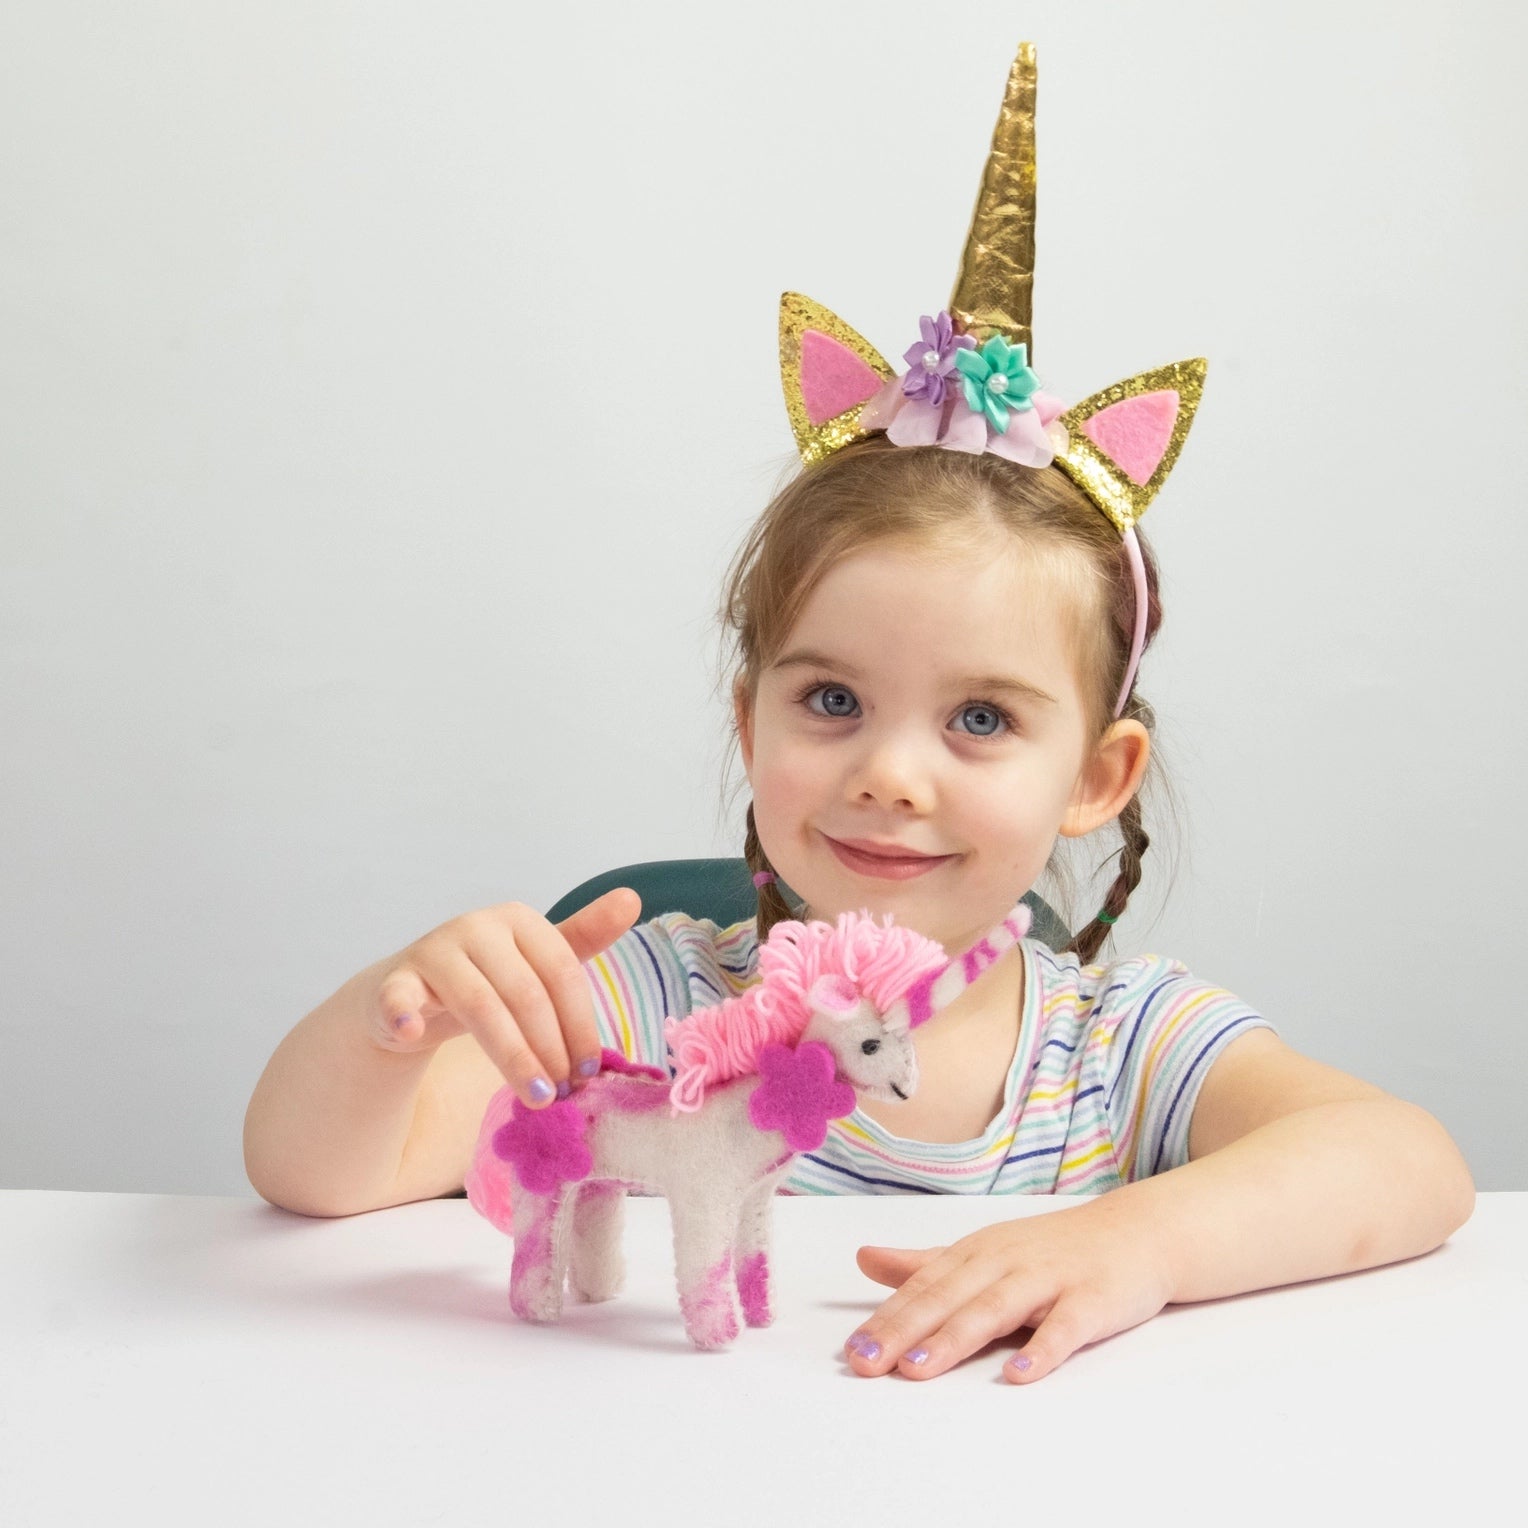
[466,900,1032,1349]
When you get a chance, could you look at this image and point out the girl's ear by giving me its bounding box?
[1059,719,1150,838]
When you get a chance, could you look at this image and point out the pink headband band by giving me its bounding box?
[1115,527,1148,721]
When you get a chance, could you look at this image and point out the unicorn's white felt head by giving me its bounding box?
[798,973,919,1105]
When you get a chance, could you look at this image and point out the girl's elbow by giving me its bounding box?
[1417,1107,1477,1244]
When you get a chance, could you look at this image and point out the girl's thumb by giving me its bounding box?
[556,886,642,960]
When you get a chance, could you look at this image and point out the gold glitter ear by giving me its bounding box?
[779,292,895,467]
[1052,358,1208,532]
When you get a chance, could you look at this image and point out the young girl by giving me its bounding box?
[243,42,1475,1385]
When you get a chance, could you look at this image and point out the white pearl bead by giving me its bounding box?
[988,372,1009,394]
[921,349,941,371]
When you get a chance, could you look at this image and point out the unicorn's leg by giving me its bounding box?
[509,1183,578,1323]
[668,1195,744,1350]
[569,1180,627,1304]
[734,1175,780,1328]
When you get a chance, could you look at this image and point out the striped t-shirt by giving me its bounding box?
[582,913,1275,1196]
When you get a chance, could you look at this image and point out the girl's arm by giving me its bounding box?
[839,1031,1475,1384]
[244,892,637,1217]
[242,956,443,1217]
[1132,1027,1476,1299]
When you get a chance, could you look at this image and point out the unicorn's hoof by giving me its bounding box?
[684,1312,741,1350]
[737,1251,772,1326]
[510,1281,564,1323]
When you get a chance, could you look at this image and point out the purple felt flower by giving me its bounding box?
[747,1040,857,1153]
[900,311,977,408]
[491,1100,593,1194]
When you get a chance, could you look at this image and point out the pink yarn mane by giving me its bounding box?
[664,911,948,1112]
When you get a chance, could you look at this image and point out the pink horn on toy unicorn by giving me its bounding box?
[777,41,1208,720]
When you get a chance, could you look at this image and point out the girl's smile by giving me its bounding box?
[822,832,960,881]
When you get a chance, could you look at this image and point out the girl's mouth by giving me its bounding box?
[824,834,956,881]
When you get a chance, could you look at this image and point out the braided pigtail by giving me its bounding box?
[1063,781,1150,965]
[744,801,799,943]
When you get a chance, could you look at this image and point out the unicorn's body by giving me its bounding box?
[467,901,1031,1348]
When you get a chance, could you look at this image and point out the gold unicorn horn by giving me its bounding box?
[949,41,1037,359]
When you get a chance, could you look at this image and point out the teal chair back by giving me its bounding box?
[545,858,1070,951]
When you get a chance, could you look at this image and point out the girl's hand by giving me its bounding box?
[365,887,642,1109]
[843,1193,1176,1383]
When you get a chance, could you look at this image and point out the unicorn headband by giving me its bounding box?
[777,42,1206,721]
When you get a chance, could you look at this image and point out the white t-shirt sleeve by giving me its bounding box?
[1093,954,1275,1181]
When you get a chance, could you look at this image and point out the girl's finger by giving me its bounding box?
[372,966,440,1049]
[854,1244,945,1289]
[500,909,607,1087]
[1002,1291,1101,1384]
[843,1253,988,1375]
[553,886,642,964]
[457,925,575,1099]
[892,1277,1056,1381]
[420,944,558,1108]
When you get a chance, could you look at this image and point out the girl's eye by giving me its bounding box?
[952,701,1014,739]
[798,682,859,719]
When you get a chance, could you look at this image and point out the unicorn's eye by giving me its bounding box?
[860,1038,881,1055]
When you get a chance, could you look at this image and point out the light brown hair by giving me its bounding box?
[714,437,1175,963]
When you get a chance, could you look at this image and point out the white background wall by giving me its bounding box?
[4,0,1524,1194]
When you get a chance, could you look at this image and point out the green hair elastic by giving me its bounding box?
[1096,911,1118,926]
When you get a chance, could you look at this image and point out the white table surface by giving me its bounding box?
[2,1189,1523,1525]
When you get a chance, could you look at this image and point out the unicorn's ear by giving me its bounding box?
[1053,358,1208,531]
[779,292,895,467]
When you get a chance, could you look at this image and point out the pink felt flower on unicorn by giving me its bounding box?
[491,1100,593,1194]
[747,1040,857,1152]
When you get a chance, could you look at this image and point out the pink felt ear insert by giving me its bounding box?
[1081,389,1180,486]
[809,973,860,1013]
[799,330,885,425]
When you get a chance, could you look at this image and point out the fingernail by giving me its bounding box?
[905,1348,929,1365]
[556,1080,572,1099]
[1009,1353,1033,1373]
[847,1332,879,1361]
[392,1013,412,1031]
[578,1057,601,1077]
[528,1077,554,1104]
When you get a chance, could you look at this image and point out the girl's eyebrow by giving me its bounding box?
[771,647,1058,706]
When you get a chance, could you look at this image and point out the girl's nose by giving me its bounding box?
[846,732,938,813]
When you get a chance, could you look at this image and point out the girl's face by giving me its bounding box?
[736,534,1141,955]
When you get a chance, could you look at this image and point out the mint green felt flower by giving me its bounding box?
[953,335,1040,433]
